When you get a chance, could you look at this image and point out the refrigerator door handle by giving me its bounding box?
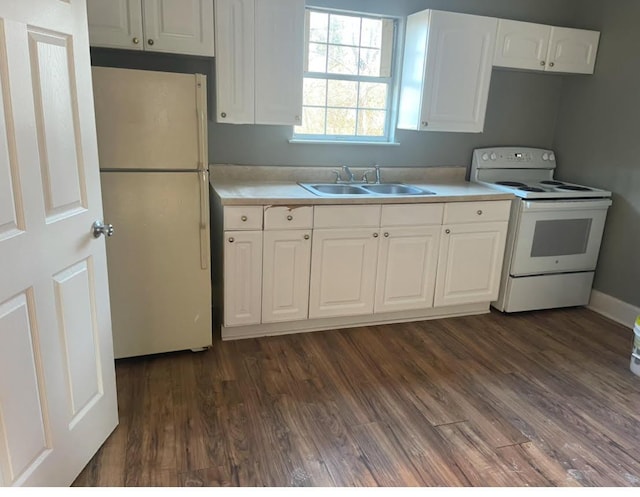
[199,169,209,270]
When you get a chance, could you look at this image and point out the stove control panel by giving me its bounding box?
[472,147,556,169]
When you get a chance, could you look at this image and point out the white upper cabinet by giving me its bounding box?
[398,10,497,133]
[87,0,143,50]
[87,0,215,56]
[215,0,304,125]
[494,20,599,74]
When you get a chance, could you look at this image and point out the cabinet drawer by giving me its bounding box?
[443,200,511,224]
[223,206,263,230]
[264,205,313,230]
[381,203,444,227]
[313,205,381,228]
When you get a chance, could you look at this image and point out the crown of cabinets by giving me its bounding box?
[398,10,600,134]
[214,0,304,125]
[87,0,215,56]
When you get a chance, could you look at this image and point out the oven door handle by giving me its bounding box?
[522,199,612,212]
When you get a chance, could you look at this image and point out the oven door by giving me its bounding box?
[511,199,612,276]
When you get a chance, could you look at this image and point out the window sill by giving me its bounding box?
[289,139,401,146]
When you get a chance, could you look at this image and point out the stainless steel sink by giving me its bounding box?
[299,182,435,197]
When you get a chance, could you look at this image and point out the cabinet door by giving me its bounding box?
[309,229,379,319]
[434,222,507,307]
[421,11,497,133]
[493,19,551,71]
[547,27,599,74]
[254,0,304,125]
[374,226,440,314]
[224,231,262,327]
[87,0,143,50]
[142,0,215,56]
[262,230,312,323]
[215,0,255,123]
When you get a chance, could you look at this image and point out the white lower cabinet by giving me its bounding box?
[374,226,441,313]
[262,229,312,323]
[434,222,508,307]
[223,230,262,326]
[308,228,380,319]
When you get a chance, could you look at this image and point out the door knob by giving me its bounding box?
[92,220,114,238]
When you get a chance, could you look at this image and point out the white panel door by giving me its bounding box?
[547,27,599,74]
[374,226,440,314]
[262,229,311,323]
[254,0,304,125]
[224,230,262,327]
[0,0,117,486]
[434,222,508,307]
[421,11,497,133]
[214,0,254,123]
[142,0,214,56]
[309,228,379,319]
[86,0,143,50]
[493,19,551,71]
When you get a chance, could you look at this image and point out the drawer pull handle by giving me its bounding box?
[477,210,483,215]
[373,232,379,238]
[287,215,293,221]
[221,112,227,118]
[540,60,545,66]
[445,229,451,234]
[549,62,555,68]
[148,39,154,46]
[241,215,248,222]
[304,234,310,240]
[228,237,235,243]
[384,232,389,238]
[132,37,140,44]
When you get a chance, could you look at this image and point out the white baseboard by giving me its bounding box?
[588,289,639,328]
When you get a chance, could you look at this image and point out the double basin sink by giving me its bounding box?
[300,183,436,197]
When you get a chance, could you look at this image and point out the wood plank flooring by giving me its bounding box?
[73,308,640,487]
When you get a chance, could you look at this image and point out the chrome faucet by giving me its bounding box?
[342,165,356,182]
[362,165,381,184]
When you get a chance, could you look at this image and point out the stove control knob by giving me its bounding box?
[490,152,497,161]
[549,153,556,161]
[542,153,549,161]
[482,153,489,161]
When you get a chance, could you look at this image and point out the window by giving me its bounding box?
[294,9,397,142]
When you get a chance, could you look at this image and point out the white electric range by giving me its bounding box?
[470,147,612,313]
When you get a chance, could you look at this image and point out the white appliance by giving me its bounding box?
[470,147,612,313]
[92,67,211,358]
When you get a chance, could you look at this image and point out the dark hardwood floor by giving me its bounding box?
[73,308,640,487]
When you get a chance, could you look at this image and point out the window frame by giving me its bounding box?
[293,7,401,144]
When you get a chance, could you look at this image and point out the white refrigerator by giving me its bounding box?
[92,67,211,359]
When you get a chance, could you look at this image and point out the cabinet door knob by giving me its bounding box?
[287,215,293,221]
[132,37,140,44]
[303,234,310,240]
[241,215,248,222]
[228,237,235,243]
[549,62,555,68]
[384,232,389,238]
[221,112,227,118]
[421,121,428,127]
[477,210,483,215]
[147,39,154,46]
[540,60,545,66]
[445,229,451,234]
[373,232,379,238]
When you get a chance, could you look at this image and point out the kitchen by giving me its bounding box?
[1,0,639,488]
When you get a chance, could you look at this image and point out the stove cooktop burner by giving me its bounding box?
[519,186,545,192]
[557,185,593,191]
[540,180,565,186]
[496,181,527,187]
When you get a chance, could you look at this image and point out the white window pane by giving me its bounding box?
[309,11,328,43]
[327,45,358,75]
[329,14,361,46]
[303,78,327,106]
[296,107,326,135]
[308,43,327,72]
[361,18,382,48]
[327,79,358,108]
[327,108,357,135]
[358,83,387,109]
[359,48,381,77]
[357,110,386,136]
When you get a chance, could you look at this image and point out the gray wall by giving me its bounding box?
[91,0,586,168]
[553,0,640,308]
